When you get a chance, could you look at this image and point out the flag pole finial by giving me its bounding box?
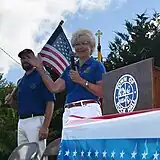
[95,30,103,62]
[95,30,103,44]
[59,20,64,26]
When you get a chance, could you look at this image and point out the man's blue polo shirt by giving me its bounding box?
[16,69,55,116]
[61,56,106,104]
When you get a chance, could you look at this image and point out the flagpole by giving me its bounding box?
[95,30,103,62]
[95,30,103,108]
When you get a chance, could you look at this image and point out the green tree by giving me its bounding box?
[0,73,18,159]
[104,11,160,71]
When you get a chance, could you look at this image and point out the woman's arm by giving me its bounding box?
[37,67,65,93]
[78,79,103,98]
[69,62,106,98]
[25,54,65,93]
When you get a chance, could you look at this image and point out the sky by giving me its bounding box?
[0,0,160,83]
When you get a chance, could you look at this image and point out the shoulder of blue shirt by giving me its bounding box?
[94,60,107,72]
[16,69,56,101]
[16,69,50,84]
[60,58,106,82]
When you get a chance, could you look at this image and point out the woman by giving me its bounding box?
[26,29,106,126]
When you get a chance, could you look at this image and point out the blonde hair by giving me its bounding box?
[71,29,96,54]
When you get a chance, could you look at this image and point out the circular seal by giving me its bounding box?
[114,74,138,113]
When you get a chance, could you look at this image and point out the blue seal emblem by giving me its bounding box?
[114,74,138,113]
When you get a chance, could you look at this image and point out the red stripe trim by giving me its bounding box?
[43,47,69,67]
[43,61,61,76]
[40,53,65,72]
[70,108,160,120]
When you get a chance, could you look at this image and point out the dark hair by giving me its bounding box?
[18,49,34,58]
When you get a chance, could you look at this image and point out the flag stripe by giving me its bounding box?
[42,58,63,75]
[43,61,61,75]
[40,53,65,72]
[40,50,67,69]
[39,23,72,76]
[44,44,69,66]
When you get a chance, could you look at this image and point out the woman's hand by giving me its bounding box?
[70,69,84,84]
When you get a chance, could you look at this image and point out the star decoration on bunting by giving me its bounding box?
[58,150,61,156]
[88,150,91,157]
[153,151,159,160]
[142,151,148,159]
[65,150,70,156]
[73,150,77,156]
[131,151,137,159]
[120,150,125,158]
[59,138,160,159]
[95,150,99,157]
[81,150,84,157]
[102,150,107,158]
[111,150,116,158]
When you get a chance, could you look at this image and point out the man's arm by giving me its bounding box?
[43,101,54,129]
[38,78,56,140]
[39,101,54,140]
[5,88,18,108]
[5,78,23,108]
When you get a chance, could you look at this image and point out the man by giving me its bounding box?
[5,49,55,157]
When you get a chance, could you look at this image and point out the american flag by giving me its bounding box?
[39,21,73,76]
[58,109,160,160]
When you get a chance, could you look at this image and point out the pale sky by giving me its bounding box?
[0,0,160,83]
